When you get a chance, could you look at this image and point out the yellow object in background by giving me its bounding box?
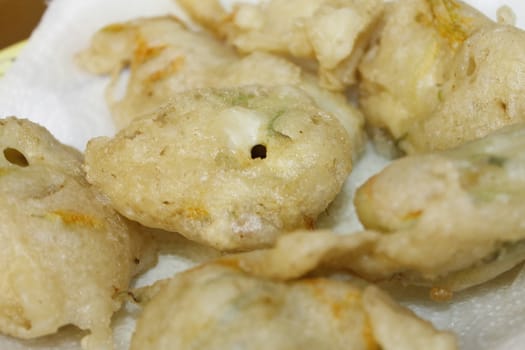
[0,40,26,77]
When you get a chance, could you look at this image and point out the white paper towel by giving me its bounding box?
[1,0,525,349]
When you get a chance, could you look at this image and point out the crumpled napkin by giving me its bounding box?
[0,0,525,349]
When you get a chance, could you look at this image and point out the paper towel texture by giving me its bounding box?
[0,0,524,349]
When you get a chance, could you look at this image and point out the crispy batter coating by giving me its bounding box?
[84,86,352,251]
[178,0,384,91]
[77,16,365,157]
[0,117,151,349]
[358,0,503,155]
[76,16,237,129]
[353,123,525,289]
[401,25,525,153]
[234,125,525,294]
[130,262,456,350]
[235,229,522,300]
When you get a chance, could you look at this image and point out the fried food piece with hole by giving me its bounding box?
[358,0,503,156]
[210,52,365,156]
[0,117,152,350]
[84,86,352,251]
[178,0,384,91]
[130,261,456,350]
[76,16,365,157]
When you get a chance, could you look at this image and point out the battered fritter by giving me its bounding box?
[401,24,525,153]
[354,123,525,291]
[130,261,456,350]
[0,117,151,349]
[84,86,352,251]
[237,124,525,296]
[77,16,365,158]
[357,0,525,155]
[178,0,384,91]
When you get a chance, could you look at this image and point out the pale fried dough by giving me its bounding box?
[0,117,151,350]
[401,25,525,153]
[84,86,352,251]
[178,0,384,91]
[76,16,237,129]
[231,125,525,294]
[358,0,495,155]
[130,262,456,350]
[77,16,365,157]
[353,124,525,288]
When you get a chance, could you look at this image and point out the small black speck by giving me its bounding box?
[250,144,267,159]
